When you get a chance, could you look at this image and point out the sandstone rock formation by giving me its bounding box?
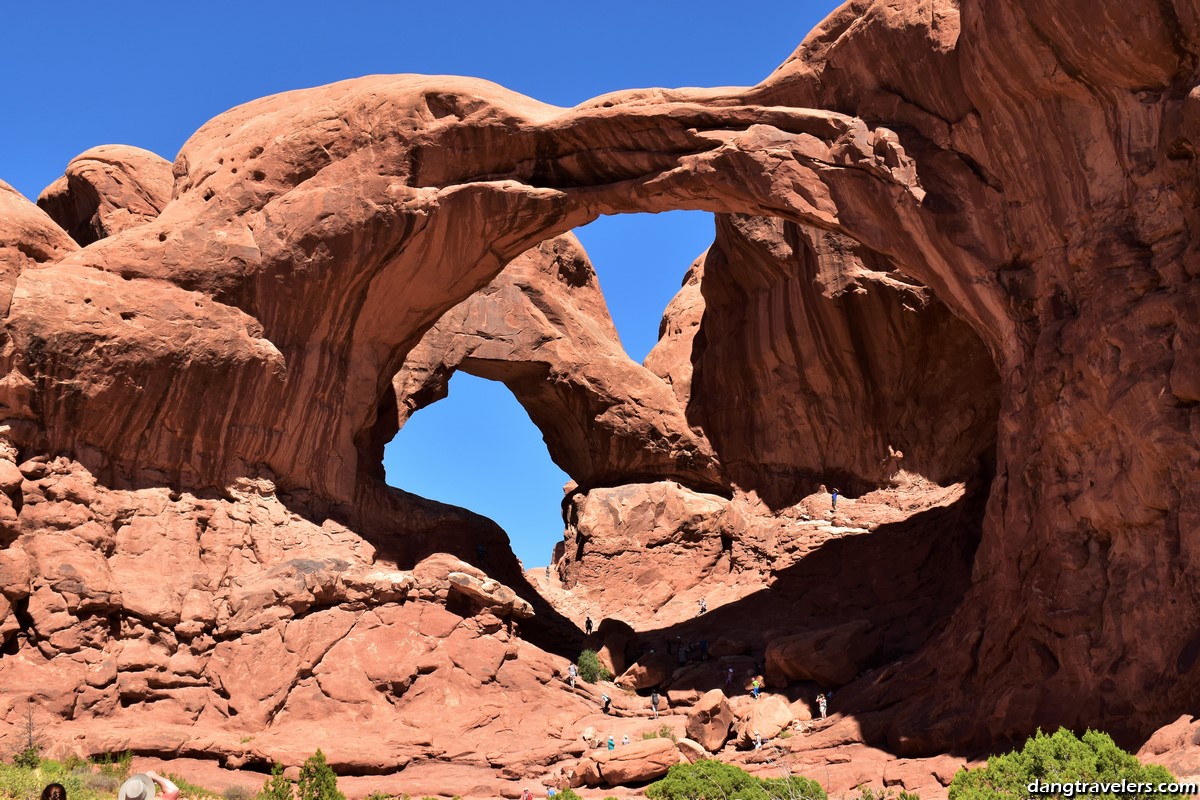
[37,146,172,246]
[573,737,681,787]
[686,689,735,752]
[1,0,1199,795]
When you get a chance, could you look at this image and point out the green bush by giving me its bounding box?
[11,747,38,770]
[259,762,294,800]
[949,728,1183,800]
[850,788,919,800]
[556,791,584,800]
[0,758,119,800]
[647,759,826,800]
[298,750,345,800]
[576,650,613,684]
[91,750,133,779]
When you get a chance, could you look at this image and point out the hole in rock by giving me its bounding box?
[381,210,718,569]
[383,372,569,568]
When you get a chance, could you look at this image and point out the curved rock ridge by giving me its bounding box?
[37,145,173,246]
[390,233,724,494]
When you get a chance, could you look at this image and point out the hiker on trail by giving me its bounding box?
[754,731,763,751]
[41,784,66,800]
[817,692,828,719]
[568,663,577,688]
[585,616,594,636]
[698,597,708,614]
[521,788,533,800]
[699,639,709,661]
[751,677,761,700]
[831,488,839,510]
[622,735,630,746]
[601,693,612,714]
[607,735,615,751]
[650,689,661,719]
[725,667,735,691]
[547,789,557,798]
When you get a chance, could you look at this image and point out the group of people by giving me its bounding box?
[37,771,180,800]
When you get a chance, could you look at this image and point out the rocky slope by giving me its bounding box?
[1,0,1199,796]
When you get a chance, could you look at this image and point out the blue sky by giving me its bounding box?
[3,1,842,567]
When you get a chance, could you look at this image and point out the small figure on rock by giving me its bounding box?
[754,731,763,751]
[751,677,761,700]
[521,789,533,800]
[568,662,577,689]
[725,667,735,692]
[622,734,630,746]
[831,488,839,510]
[650,689,660,719]
[601,693,612,714]
[817,692,828,719]
[585,616,593,636]
[607,735,615,751]
[547,789,557,798]
[42,784,66,800]
[698,597,707,614]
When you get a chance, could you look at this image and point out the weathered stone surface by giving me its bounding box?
[686,689,735,753]
[765,620,884,688]
[37,145,172,246]
[577,737,681,787]
[734,696,794,749]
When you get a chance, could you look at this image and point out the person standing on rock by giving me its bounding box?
[725,667,735,692]
[754,731,763,750]
[751,677,761,700]
[568,662,577,688]
[817,692,828,719]
[607,735,615,751]
[520,789,533,800]
[601,693,612,714]
[585,616,593,636]
[831,488,839,510]
[698,597,707,614]
[650,689,661,719]
[622,734,630,746]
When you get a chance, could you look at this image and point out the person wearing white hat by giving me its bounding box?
[119,771,179,800]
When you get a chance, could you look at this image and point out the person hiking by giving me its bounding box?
[622,735,630,746]
[831,488,839,510]
[520,789,533,800]
[601,693,612,714]
[754,731,763,751]
[725,667,735,691]
[751,677,761,700]
[585,616,593,636]
[698,597,707,614]
[650,689,661,719]
[817,692,828,719]
[568,662,577,688]
[607,735,615,751]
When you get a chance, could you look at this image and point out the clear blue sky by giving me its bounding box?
[3,1,842,568]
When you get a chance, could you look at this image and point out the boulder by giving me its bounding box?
[734,696,794,749]
[685,689,735,752]
[577,738,681,787]
[675,738,706,763]
[617,650,674,689]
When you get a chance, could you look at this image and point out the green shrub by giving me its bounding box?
[647,759,826,800]
[557,791,584,800]
[0,758,118,800]
[949,728,1183,800]
[92,750,133,779]
[259,763,294,800]
[11,747,38,770]
[849,788,919,800]
[298,750,345,800]
[576,650,613,684]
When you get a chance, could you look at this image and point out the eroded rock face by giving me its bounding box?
[37,146,172,246]
[391,234,724,494]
